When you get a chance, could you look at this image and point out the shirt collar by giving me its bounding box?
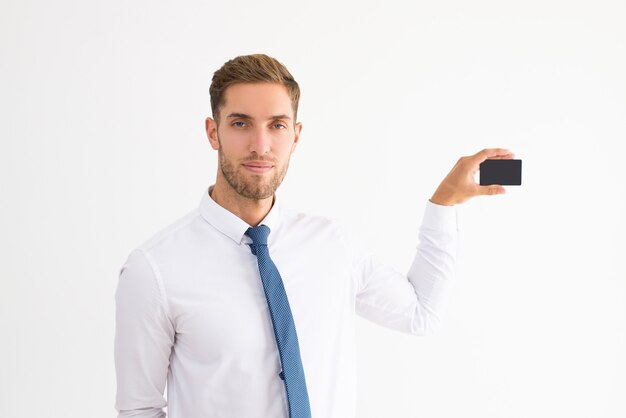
[198,184,282,245]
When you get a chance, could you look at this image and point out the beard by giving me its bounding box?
[218,148,290,201]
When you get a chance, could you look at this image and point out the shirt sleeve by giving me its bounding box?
[352,200,459,335]
[114,248,175,417]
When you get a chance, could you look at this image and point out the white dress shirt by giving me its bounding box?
[114,185,459,418]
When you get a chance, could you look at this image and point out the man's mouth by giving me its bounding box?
[243,162,274,174]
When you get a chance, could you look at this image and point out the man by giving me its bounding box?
[114,53,514,418]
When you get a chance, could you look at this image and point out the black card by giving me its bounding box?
[479,159,522,185]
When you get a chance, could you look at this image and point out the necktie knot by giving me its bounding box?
[245,224,270,246]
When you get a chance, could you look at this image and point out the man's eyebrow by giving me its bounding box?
[226,112,291,121]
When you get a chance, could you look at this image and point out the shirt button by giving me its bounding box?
[279,370,285,380]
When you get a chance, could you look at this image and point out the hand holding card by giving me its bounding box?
[430,148,518,206]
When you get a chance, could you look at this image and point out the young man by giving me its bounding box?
[114,53,514,418]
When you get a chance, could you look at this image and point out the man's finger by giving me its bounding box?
[473,148,513,163]
[478,184,506,196]
[488,153,516,160]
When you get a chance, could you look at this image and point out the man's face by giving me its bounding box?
[205,82,302,200]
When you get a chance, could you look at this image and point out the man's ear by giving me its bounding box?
[291,121,302,154]
[205,117,220,150]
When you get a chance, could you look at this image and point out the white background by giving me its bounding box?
[1,0,625,417]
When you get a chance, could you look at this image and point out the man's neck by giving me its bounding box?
[209,181,274,227]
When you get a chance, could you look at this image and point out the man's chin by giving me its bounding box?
[243,190,275,200]
[221,163,284,200]
[238,181,277,200]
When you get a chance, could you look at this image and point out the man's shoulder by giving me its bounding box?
[279,206,348,239]
[278,207,367,262]
[281,206,341,226]
[133,207,201,254]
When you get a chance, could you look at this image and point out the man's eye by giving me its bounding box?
[273,123,286,129]
[232,121,246,128]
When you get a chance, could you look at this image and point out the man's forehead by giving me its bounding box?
[221,83,293,120]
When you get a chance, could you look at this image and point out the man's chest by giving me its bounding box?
[162,236,357,365]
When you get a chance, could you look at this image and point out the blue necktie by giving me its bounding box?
[245,224,312,418]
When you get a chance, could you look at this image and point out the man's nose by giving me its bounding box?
[248,128,271,155]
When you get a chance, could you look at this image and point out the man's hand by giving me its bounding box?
[429,148,515,206]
